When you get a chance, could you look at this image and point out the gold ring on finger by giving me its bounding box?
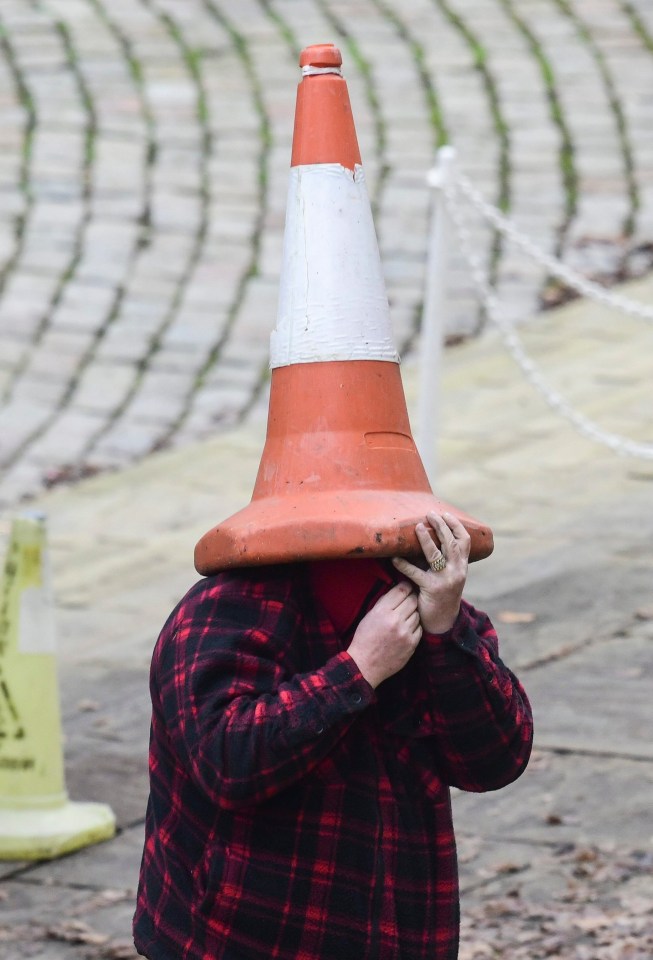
[430,554,447,572]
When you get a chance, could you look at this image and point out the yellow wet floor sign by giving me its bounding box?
[0,512,115,860]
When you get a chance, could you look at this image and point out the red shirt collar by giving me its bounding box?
[308,558,398,635]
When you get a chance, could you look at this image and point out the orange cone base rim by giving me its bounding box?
[194,490,493,575]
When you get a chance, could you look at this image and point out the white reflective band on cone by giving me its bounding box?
[271,163,400,369]
[301,65,343,76]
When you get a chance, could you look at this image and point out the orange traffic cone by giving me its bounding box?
[195,43,493,574]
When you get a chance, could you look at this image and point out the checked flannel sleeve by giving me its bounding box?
[419,599,534,792]
[152,570,375,810]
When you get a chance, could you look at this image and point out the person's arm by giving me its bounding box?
[417,600,533,792]
[153,570,375,810]
[392,512,533,792]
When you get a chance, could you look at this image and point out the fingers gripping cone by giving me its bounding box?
[0,513,115,860]
[195,44,493,573]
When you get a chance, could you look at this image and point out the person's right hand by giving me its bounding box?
[347,582,422,689]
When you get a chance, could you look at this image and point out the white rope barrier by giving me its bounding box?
[424,147,653,461]
[452,172,653,324]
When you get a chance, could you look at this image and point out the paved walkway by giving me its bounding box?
[0,272,652,957]
[1,0,653,507]
[1,2,652,956]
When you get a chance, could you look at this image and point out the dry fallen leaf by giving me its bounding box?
[98,940,139,959]
[619,896,653,915]
[496,861,524,876]
[459,840,653,959]
[498,610,537,624]
[46,920,109,946]
[618,667,644,679]
[526,750,551,772]
[71,888,134,914]
[482,898,522,918]
[572,846,600,863]
[459,942,495,959]
[78,698,101,712]
[634,606,653,621]
[545,813,564,826]
[458,836,483,864]
[571,911,613,932]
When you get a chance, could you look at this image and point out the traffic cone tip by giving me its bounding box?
[291,44,361,170]
[299,44,342,70]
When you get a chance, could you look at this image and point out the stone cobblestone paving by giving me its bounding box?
[1,0,653,505]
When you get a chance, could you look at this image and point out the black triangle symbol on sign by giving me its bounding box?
[0,672,26,740]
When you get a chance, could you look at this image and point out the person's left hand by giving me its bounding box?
[392,512,470,634]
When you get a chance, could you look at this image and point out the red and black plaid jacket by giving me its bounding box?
[134,562,532,960]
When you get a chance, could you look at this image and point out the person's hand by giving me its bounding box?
[347,582,422,688]
[392,512,470,635]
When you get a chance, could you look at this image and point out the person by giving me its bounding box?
[134,511,533,960]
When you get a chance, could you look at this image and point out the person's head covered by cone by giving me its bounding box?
[194,42,493,576]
